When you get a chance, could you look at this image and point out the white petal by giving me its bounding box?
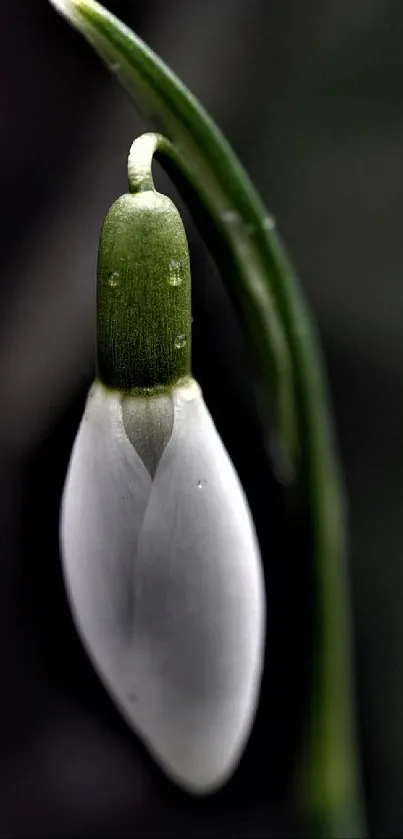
[126,379,265,792]
[61,382,152,670]
[61,378,265,795]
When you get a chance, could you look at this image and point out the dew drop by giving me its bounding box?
[197,479,206,489]
[174,333,186,350]
[108,271,120,288]
[107,60,120,73]
[263,215,276,231]
[221,209,240,225]
[168,259,183,286]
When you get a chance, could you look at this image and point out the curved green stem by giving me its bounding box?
[48,1,365,835]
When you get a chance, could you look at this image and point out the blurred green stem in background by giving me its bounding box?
[48,1,366,835]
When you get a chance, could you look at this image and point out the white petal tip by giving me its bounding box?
[172,752,248,797]
[166,768,233,798]
[139,725,249,797]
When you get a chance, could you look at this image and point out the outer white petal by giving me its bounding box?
[61,378,265,795]
[61,383,152,670]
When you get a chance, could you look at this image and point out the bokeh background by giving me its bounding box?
[1,0,403,836]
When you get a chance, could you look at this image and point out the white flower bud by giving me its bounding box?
[61,376,265,794]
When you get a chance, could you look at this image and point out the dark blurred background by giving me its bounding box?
[1,0,403,836]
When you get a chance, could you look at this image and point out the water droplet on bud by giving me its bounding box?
[168,259,183,286]
[108,271,120,288]
[174,334,187,350]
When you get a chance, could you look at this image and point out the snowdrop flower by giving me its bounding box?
[61,135,266,794]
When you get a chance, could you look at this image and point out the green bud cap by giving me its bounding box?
[97,146,191,392]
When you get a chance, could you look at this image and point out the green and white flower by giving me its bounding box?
[61,136,265,794]
[49,0,367,829]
